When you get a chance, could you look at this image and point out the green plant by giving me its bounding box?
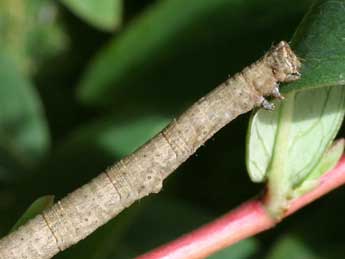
[0,0,344,259]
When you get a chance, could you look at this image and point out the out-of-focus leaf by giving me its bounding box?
[0,0,26,68]
[61,115,170,157]
[285,0,345,93]
[10,195,54,232]
[268,234,345,259]
[77,0,311,106]
[267,235,320,259]
[0,54,50,181]
[26,0,67,70]
[207,239,258,259]
[61,0,122,31]
[0,0,66,72]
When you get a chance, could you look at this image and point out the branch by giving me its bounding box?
[0,42,300,259]
[136,156,345,259]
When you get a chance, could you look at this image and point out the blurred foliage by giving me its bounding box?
[0,0,344,258]
[0,53,50,182]
[0,0,66,72]
[60,0,122,31]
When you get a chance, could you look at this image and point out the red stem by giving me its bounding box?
[136,156,345,259]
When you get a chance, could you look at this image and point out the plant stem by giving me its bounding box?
[265,91,295,218]
[136,155,345,259]
[137,200,273,259]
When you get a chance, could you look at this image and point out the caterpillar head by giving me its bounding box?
[269,41,302,82]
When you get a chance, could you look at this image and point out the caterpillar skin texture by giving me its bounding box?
[0,41,301,259]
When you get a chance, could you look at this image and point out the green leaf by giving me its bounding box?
[0,54,50,181]
[61,0,122,31]
[248,86,344,216]
[246,107,279,183]
[284,0,345,93]
[246,87,344,185]
[246,0,345,217]
[292,139,344,197]
[77,0,310,105]
[303,138,344,181]
[10,195,54,232]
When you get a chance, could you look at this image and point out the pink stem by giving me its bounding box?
[136,156,345,259]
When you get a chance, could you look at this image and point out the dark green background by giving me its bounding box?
[0,0,344,258]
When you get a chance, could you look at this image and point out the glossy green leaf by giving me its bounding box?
[61,0,122,31]
[77,0,310,105]
[0,54,50,181]
[10,195,54,232]
[285,0,345,93]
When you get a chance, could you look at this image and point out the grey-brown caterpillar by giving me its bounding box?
[0,41,301,259]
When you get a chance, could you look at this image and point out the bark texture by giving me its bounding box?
[0,41,301,259]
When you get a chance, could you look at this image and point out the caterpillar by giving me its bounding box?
[0,41,301,259]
